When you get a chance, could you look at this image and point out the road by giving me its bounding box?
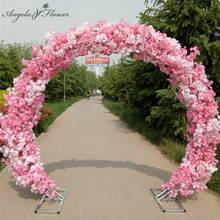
[0,96,220,220]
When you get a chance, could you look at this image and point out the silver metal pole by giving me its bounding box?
[35,188,68,214]
[64,72,66,103]
[150,188,186,213]
[96,65,99,77]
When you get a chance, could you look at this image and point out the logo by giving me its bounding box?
[1,2,69,23]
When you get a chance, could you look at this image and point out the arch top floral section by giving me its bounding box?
[0,20,220,198]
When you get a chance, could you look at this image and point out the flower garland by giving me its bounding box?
[0,20,220,198]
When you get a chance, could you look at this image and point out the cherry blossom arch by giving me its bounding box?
[0,20,220,199]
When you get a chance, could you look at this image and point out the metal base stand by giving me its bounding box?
[35,188,68,214]
[150,188,186,213]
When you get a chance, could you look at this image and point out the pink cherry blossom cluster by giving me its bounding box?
[0,20,219,198]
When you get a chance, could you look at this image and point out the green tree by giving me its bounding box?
[86,71,98,91]
[137,0,219,141]
[140,0,220,94]
[101,0,220,142]
[101,57,169,115]
[0,41,32,89]
[45,63,98,99]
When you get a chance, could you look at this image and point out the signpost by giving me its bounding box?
[85,56,110,77]
[85,56,110,65]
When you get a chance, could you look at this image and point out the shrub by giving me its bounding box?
[0,90,8,104]
[33,106,54,135]
[0,104,8,115]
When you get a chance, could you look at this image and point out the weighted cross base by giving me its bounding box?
[35,188,68,214]
[150,188,186,213]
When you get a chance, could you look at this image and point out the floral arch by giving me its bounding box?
[0,20,220,199]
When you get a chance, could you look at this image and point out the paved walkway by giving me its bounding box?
[1,96,220,220]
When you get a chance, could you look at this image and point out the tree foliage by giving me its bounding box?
[45,63,98,99]
[0,41,98,99]
[0,41,32,89]
[101,57,168,115]
[101,57,186,141]
[140,0,220,94]
[101,0,220,143]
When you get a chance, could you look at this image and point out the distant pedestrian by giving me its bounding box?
[87,91,90,99]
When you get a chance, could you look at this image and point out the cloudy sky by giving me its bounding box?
[0,0,148,66]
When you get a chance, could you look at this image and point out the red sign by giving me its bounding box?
[85,56,110,64]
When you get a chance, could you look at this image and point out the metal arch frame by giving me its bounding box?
[35,188,68,214]
[34,187,186,214]
[150,188,186,213]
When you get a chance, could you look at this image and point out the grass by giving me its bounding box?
[103,98,185,160]
[103,98,162,145]
[0,90,8,104]
[207,145,220,193]
[0,90,82,137]
[34,97,82,137]
[103,98,220,194]
[0,153,6,171]
[160,138,185,163]
[103,98,183,151]
[207,164,220,194]
[0,90,8,171]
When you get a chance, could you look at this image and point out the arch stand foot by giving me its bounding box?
[150,188,186,213]
[35,188,68,214]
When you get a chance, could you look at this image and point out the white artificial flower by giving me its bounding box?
[43,30,55,42]
[193,80,207,93]
[17,160,22,165]
[126,34,136,44]
[95,33,107,43]
[207,118,220,132]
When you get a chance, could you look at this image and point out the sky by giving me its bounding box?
[0,0,148,68]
